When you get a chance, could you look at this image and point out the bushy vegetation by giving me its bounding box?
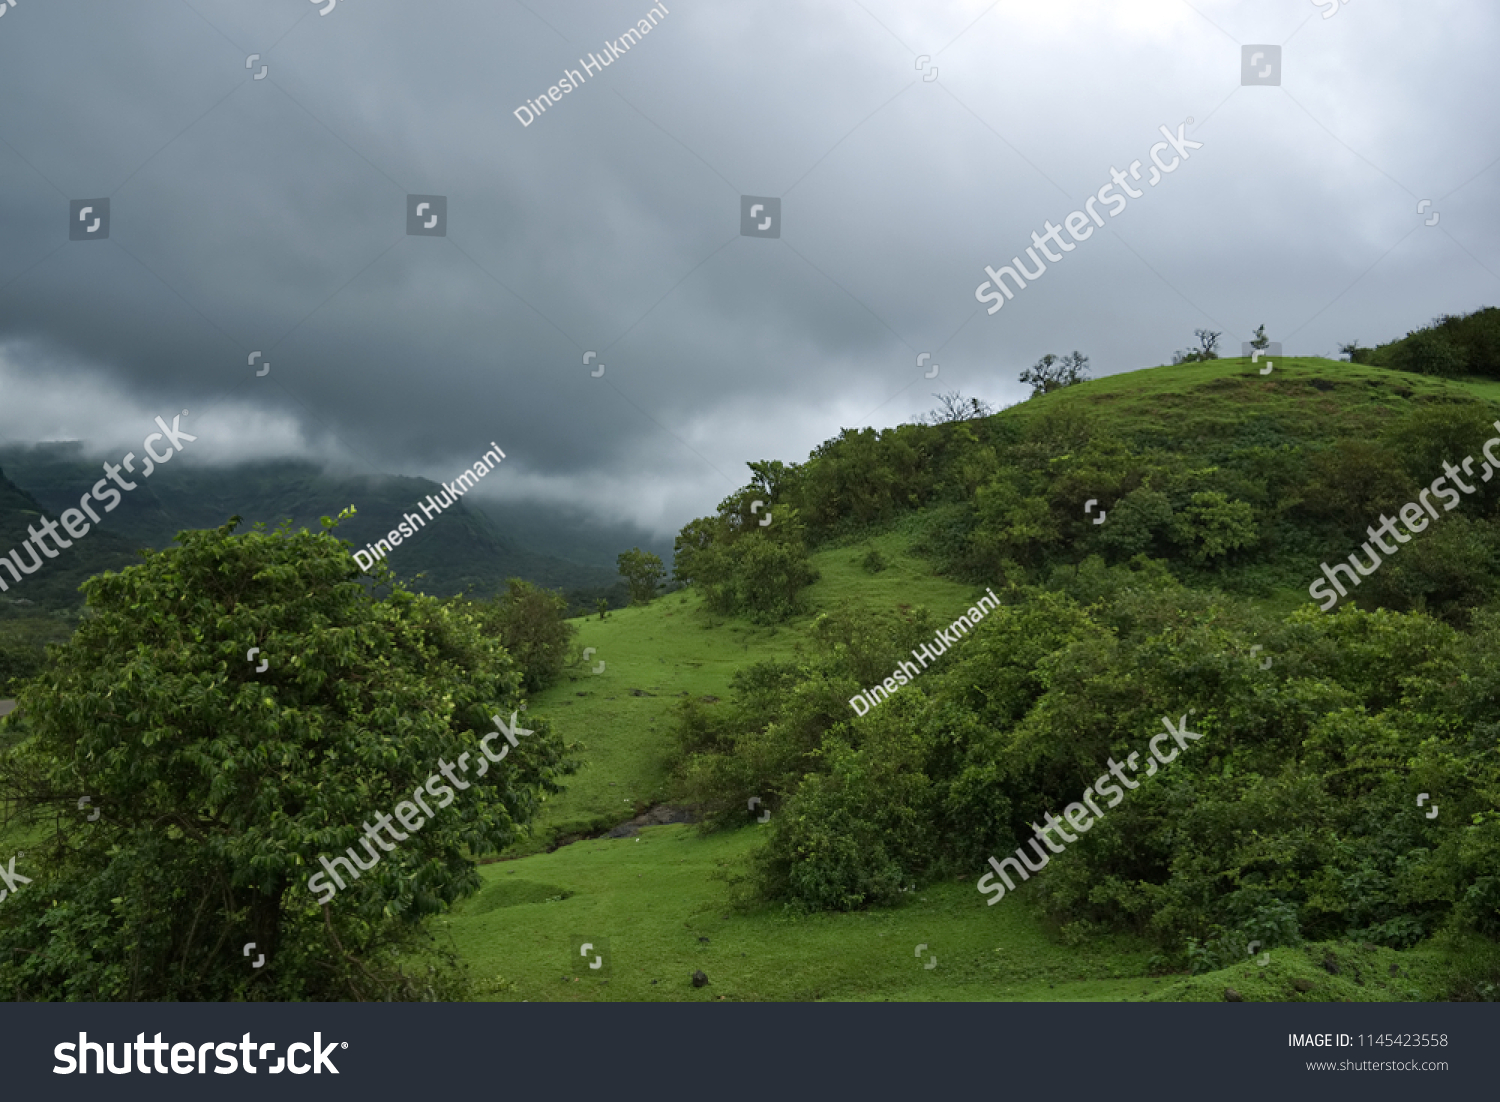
[671,385,1500,627]
[672,483,819,624]
[672,569,1500,968]
[663,353,1500,982]
[1351,306,1500,378]
[1020,351,1091,396]
[0,516,572,1000]
[461,578,577,694]
[616,548,667,605]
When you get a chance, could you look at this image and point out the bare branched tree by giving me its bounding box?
[1172,329,1221,364]
[922,391,994,424]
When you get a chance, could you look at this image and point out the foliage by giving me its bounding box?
[1395,329,1468,378]
[1020,351,1091,397]
[671,486,819,625]
[673,580,1500,965]
[1361,306,1500,378]
[462,578,576,693]
[1172,329,1222,364]
[616,547,666,606]
[0,516,572,1001]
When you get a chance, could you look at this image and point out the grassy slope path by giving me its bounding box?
[447,537,1167,1000]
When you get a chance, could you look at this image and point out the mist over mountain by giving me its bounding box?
[0,443,670,608]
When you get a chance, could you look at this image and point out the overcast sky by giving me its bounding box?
[0,0,1496,540]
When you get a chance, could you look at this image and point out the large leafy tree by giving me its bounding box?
[616,547,666,605]
[0,515,571,1000]
[462,578,576,693]
[670,487,819,624]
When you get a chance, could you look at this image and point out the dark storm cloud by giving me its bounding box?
[0,0,1496,535]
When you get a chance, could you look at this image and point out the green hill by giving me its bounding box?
[4,353,1497,1003]
[439,354,1500,1002]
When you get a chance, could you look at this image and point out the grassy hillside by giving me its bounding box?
[444,518,1481,1001]
[449,538,1163,1002]
[5,354,1497,1003]
[440,354,1500,1002]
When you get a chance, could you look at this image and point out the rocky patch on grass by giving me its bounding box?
[607,804,696,838]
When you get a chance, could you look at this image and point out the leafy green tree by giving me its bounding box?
[1394,328,1467,377]
[671,517,721,586]
[0,516,570,1001]
[747,459,799,503]
[464,578,575,693]
[1250,324,1270,351]
[1168,491,1259,564]
[616,547,666,605]
[596,598,609,621]
[687,507,819,625]
[1019,351,1090,397]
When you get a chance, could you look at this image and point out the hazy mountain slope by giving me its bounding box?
[0,447,622,605]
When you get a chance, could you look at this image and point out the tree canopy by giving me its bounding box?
[0,515,571,1001]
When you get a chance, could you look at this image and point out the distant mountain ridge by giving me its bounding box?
[0,445,656,609]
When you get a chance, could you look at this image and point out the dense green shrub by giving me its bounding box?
[678,579,1500,961]
[672,490,819,624]
[1395,329,1468,377]
[1365,306,1500,378]
[462,578,576,693]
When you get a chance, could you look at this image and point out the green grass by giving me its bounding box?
[513,588,799,853]
[451,520,1459,1002]
[516,535,982,855]
[1013,356,1484,447]
[445,822,1162,1002]
[447,819,1465,1003]
[802,527,981,613]
[10,356,1489,1002]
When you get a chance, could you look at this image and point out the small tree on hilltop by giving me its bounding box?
[616,547,666,606]
[1172,329,1221,364]
[1020,351,1091,397]
[1250,324,1270,351]
[923,391,994,425]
